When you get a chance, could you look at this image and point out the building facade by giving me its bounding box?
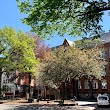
[1,72,16,98]
[56,32,110,99]
[2,32,110,100]
[15,72,35,98]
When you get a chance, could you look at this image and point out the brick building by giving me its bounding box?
[1,72,16,98]
[3,32,110,100]
[54,32,110,99]
[14,71,35,98]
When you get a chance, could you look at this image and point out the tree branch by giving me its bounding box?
[76,0,92,4]
[0,48,5,54]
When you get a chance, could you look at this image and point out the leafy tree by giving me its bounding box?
[33,34,52,62]
[17,0,110,38]
[75,38,104,49]
[0,27,39,94]
[39,45,106,99]
[0,27,38,73]
[31,35,54,100]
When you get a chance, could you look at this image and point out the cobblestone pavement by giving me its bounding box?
[0,100,110,110]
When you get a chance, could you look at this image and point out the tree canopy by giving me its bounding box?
[39,45,106,89]
[0,27,39,75]
[17,0,110,38]
[33,35,52,62]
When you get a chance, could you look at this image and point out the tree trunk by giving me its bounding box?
[27,73,33,102]
[75,79,79,99]
[44,87,46,100]
[60,82,65,102]
[28,74,31,98]
[90,80,93,99]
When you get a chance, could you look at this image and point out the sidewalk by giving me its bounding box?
[0,99,96,110]
[0,98,76,106]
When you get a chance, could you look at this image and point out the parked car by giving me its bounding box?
[97,94,110,107]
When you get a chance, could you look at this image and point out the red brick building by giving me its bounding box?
[14,32,110,100]
[57,32,110,99]
[15,72,35,97]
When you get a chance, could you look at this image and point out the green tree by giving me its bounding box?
[75,38,104,49]
[17,0,110,38]
[40,45,106,99]
[0,27,39,94]
[0,27,38,73]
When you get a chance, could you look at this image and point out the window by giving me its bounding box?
[3,79,6,83]
[100,51,106,60]
[98,96,107,100]
[102,80,107,89]
[92,80,98,89]
[84,80,89,89]
[78,80,81,89]
[6,79,9,83]
[2,85,9,92]
[3,79,8,83]
[102,66,106,75]
[109,49,110,58]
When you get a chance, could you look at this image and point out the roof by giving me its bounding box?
[51,31,110,50]
[65,38,74,46]
[50,38,74,50]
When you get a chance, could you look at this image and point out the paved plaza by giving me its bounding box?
[0,99,109,110]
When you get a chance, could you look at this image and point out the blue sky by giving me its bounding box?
[0,0,110,47]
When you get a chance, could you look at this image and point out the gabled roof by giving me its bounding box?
[51,38,74,50]
[63,38,74,46]
[65,38,74,46]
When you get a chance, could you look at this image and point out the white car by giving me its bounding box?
[97,94,110,106]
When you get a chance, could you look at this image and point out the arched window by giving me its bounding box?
[102,79,107,89]
[92,80,98,89]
